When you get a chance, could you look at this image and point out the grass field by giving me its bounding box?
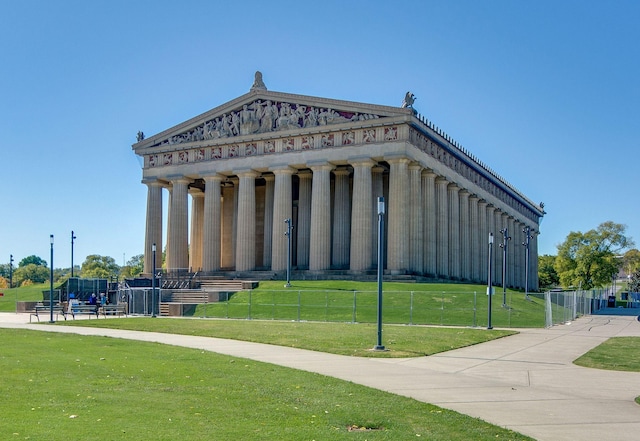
[0,329,533,440]
[1,280,550,327]
[62,317,516,357]
[574,337,640,372]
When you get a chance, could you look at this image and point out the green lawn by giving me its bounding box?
[574,337,640,372]
[0,329,533,440]
[61,317,516,357]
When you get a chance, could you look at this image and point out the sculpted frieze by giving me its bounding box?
[152,99,381,147]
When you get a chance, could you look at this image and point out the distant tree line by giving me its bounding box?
[0,253,145,287]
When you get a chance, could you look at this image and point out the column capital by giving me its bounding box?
[385,156,411,165]
[202,174,224,183]
[349,157,376,168]
[234,169,259,178]
[408,162,423,171]
[333,166,351,176]
[297,169,313,178]
[309,162,334,172]
[167,175,191,185]
[270,165,296,175]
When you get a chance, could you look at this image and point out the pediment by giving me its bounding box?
[133,90,411,150]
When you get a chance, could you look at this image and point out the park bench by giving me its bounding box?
[68,304,99,319]
[99,304,127,318]
[30,305,67,323]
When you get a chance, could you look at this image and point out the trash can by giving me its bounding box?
[607,295,616,308]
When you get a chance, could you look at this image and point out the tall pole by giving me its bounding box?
[487,232,494,330]
[152,243,157,318]
[284,219,293,288]
[374,196,386,350]
[9,254,13,289]
[500,228,511,308]
[49,235,54,323]
[71,230,76,278]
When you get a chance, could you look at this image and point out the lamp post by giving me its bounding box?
[71,230,77,278]
[284,218,294,288]
[152,243,157,318]
[522,226,533,300]
[49,234,54,323]
[487,232,494,330]
[374,196,386,350]
[9,254,13,289]
[499,228,511,308]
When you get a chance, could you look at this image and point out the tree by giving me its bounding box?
[554,221,634,290]
[80,255,120,279]
[120,254,144,279]
[19,255,47,267]
[623,249,640,275]
[538,254,559,289]
[629,270,640,293]
[13,263,50,285]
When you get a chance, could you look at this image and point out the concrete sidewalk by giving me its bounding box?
[2,312,640,441]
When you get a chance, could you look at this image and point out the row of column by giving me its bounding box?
[143,161,539,288]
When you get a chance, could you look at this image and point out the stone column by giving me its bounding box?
[296,171,312,269]
[202,175,222,272]
[469,195,479,282]
[494,209,505,285]
[422,170,437,276]
[477,200,488,283]
[459,190,470,281]
[332,167,351,268]
[165,185,172,271]
[516,221,525,289]
[235,171,258,271]
[271,166,294,271]
[447,183,461,280]
[167,177,190,272]
[531,228,539,290]
[309,163,333,271]
[143,180,163,274]
[409,164,423,274]
[221,182,235,269]
[262,174,274,269]
[189,188,204,271]
[435,176,449,278]
[507,216,516,288]
[387,157,410,273]
[486,205,497,282]
[349,160,374,271]
[371,166,384,267]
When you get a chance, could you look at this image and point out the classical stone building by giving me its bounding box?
[132,73,544,289]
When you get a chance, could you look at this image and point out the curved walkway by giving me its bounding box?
[2,311,640,441]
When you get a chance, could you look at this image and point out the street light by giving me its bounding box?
[487,232,494,330]
[152,243,157,318]
[9,254,13,289]
[71,231,77,278]
[284,218,294,288]
[499,228,511,308]
[49,235,55,323]
[522,226,533,300]
[374,196,386,351]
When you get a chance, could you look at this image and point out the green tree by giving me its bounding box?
[13,263,50,285]
[538,254,559,289]
[554,221,634,290]
[120,254,144,279]
[19,255,47,267]
[80,255,120,279]
[623,249,640,275]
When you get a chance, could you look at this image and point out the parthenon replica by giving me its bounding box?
[132,72,544,289]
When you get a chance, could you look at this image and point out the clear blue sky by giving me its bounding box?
[1,0,638,269]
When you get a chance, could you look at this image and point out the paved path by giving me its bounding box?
[2,311,640,441]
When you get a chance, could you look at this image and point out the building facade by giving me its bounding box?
[132,74,544,289]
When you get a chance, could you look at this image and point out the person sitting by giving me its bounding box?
[88,293,98,307]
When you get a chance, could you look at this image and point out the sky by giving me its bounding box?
[1,0,638,270]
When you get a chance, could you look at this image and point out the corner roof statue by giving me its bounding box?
[250,71,267,91]
[401,91,416,108]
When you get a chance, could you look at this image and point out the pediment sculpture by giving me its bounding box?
[152,99,382,147]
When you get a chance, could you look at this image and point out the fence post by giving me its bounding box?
[410,291,414,325]
[473,291,477,327]
[352,291,357,323]
[298,290,301,322]
[441,292,445,325]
